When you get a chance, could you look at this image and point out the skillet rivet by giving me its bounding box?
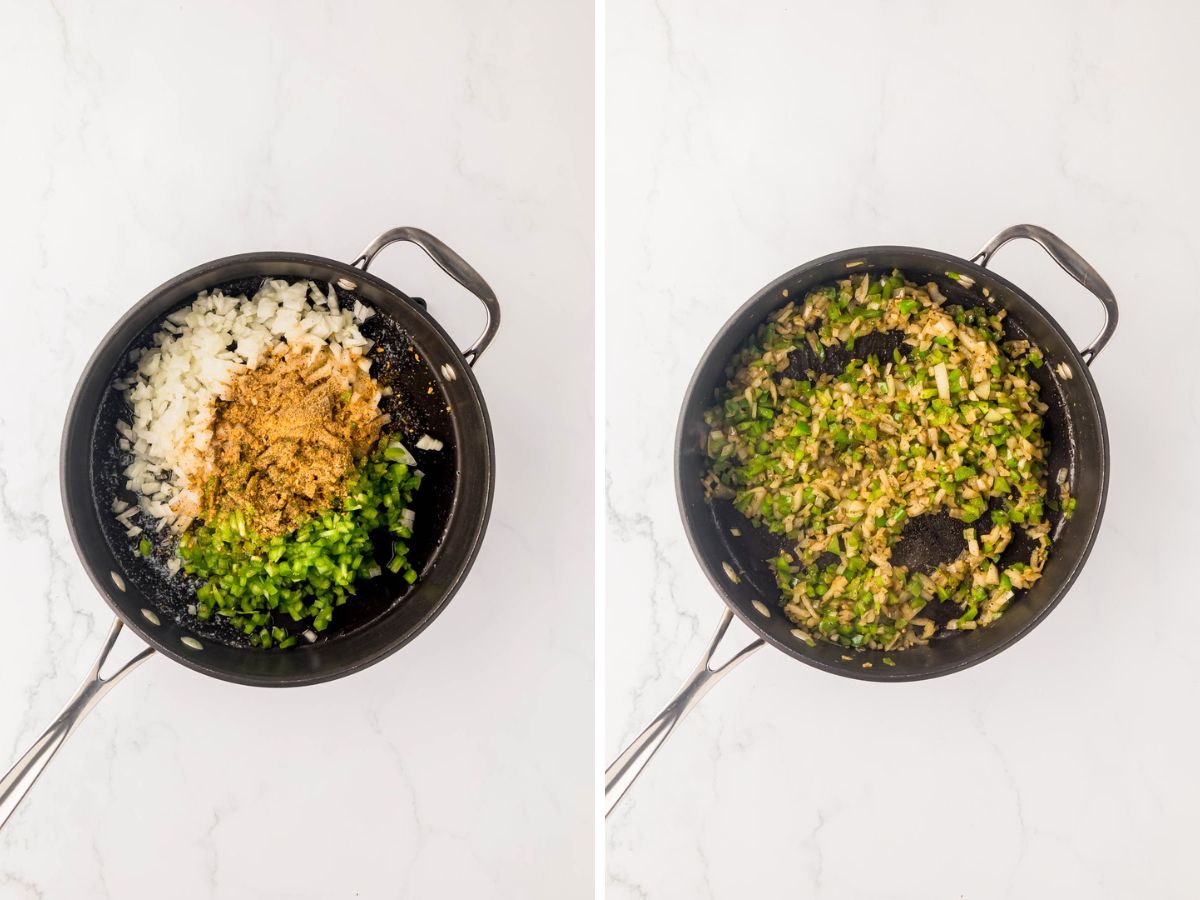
[180,636,203,651]
[140,608,160,626]
[110,571,126,592]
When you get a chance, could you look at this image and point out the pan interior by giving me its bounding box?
[92,277,456,648]
[678,250,1108,681]
[63,254,494,686]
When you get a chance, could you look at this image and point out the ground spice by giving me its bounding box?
[199,349,386,538]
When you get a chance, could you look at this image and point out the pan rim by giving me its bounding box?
[674,244,1110,682]
[60,249,496,687]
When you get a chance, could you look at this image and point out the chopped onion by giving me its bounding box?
[933,362,951,401]
[388,441,417,465]
[415,434,443,452]
[115,279,376,537]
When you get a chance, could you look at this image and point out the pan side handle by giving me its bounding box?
[605,608,763,817]
[352,227,500,366]
[971,224,1118,366]
[0,618,153,831]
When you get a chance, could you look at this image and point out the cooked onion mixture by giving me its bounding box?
[111,280,437,648]
[703,271,1074,652]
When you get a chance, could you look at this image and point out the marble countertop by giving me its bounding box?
[0,1,592,897]
[606,1,1200,897]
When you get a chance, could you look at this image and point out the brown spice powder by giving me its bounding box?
[200,349,387,538]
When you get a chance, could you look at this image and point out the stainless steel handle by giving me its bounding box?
[605,608,763,817]
[0,618,154,830]
[352,227,500,366]
[971,224,1118,365]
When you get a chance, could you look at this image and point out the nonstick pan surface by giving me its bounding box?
[607,224,1117,814]
[678,240,1111,681]
[64,245,496,687]
[1,227,500,830]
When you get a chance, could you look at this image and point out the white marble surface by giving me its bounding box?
[607,1,1200,897]
[0,1,592,897]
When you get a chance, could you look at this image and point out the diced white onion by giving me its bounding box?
[388,441,417,466]
[115,281,378,542]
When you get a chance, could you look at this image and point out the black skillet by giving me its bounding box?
[0,227,499,829]
[606,224,1117,814]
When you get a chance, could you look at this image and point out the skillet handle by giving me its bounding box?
[0,618,153,831]
[970,224,1118,366]
[605,608,763,817]
[352,227,500,366]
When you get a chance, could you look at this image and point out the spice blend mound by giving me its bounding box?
[202,349,387,539]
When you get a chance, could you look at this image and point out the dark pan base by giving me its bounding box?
[63,255,495,687]
[677,248,1109,682]
[94,279,456,649]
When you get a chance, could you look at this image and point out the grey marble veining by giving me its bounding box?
[606,0,1200,897]
[0,0,593,897]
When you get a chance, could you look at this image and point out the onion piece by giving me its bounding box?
[415,434,443,452]
[933,362,951,401]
